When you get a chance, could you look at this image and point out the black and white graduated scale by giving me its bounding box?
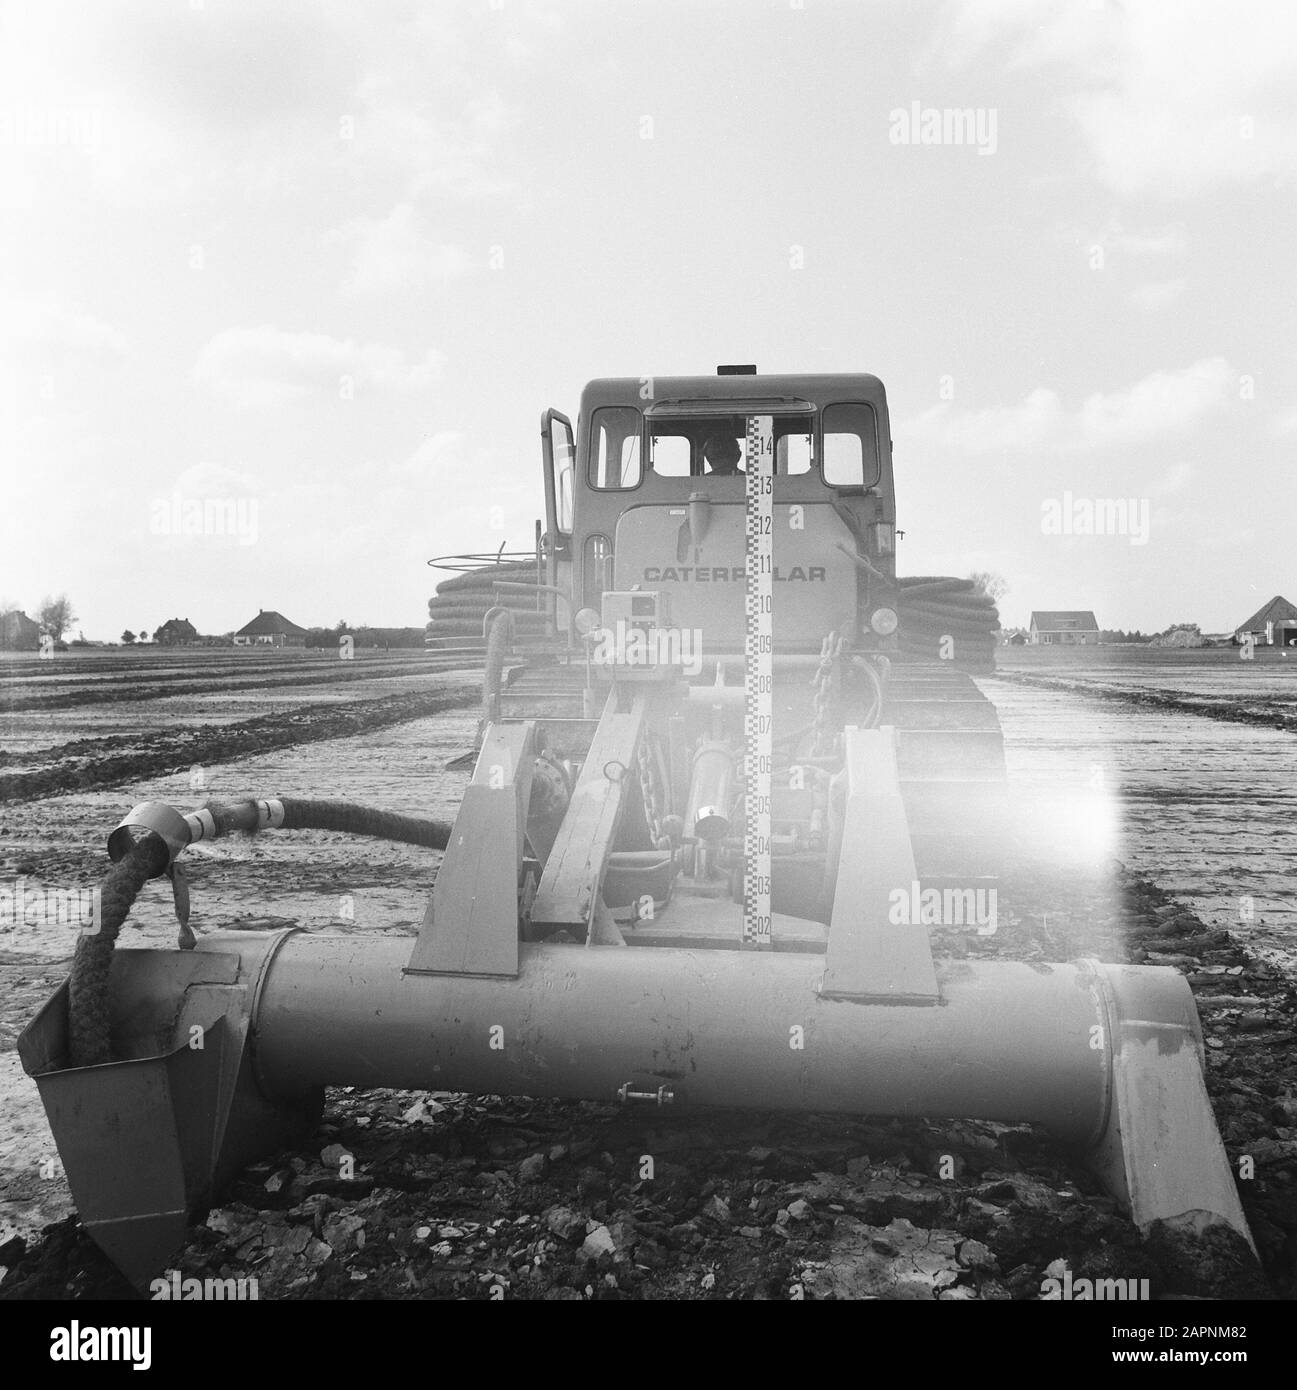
[742,415,774,948]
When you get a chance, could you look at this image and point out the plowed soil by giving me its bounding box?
[1,648,1294,1301]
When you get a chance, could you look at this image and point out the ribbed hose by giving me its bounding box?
[66,800,454,1068]
[68,835,165,1068]
[276,798,452,850]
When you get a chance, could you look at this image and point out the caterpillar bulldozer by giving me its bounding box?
[19,367,1253,1288]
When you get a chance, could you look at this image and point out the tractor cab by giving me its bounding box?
[541,369,901,657]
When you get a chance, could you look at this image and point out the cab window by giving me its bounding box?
[589,406,643,489]
[649,432,694,476]
[822,403,880,487]
[554,432,574,531]
[776,428,812,475]
[647,416,815,478]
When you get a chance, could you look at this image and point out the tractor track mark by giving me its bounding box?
[1,660,458,713]
[0,688,480,803]
[993,671,1297,734]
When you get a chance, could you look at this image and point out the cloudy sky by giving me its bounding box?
[1,0,1293,639]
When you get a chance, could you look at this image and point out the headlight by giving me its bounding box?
[869,607,899,636]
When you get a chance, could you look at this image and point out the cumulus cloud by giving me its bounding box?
[901,358,1235,455]
[192,325,443,408]
[346,78,517,202]
[96,2,357,131]
[328,204,473,296]
[3,299,128,361]
[929,0,1297,194]
[1096,218,1188,259]
[393,433,522,493]
[1078,358,1234,446]
[3,2,538,212]
[396,431,470,480]
[906,388,1065,455]
[1128,278,1187,309]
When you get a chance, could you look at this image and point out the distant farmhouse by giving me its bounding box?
[1235,595,1297,647]
[0,609,41,651]
[1028,611,1099,646]
[233,610,308,648]
[154,617,199,646]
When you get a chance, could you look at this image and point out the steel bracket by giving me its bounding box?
[820,725,941,1003]
[407,721,537,977]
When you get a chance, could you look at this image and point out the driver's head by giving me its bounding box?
[702,433,741,474]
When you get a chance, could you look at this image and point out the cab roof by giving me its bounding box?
[579,373,888,415]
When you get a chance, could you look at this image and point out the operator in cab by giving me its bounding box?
[702,432,742,475]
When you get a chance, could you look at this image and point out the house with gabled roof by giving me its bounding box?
[1028,610,1099,645]
[233,609,309,648]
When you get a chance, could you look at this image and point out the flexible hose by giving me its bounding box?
[66,800,455,1068]
[68,834,165,1068]
[275,799,451,850]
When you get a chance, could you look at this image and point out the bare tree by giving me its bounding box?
[38,594,77,641]
[967,571,1008,603]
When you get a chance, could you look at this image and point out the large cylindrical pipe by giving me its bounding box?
[216,933,1158,1146]
[684,741,736,840]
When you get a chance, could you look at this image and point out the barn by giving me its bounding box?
[1235,595,1297,647]
[0,609,41,651]
[154,617,199,646]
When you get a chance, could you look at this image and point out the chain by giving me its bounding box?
[637,735,666,848]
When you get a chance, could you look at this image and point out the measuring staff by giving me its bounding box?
[743,415,774,949]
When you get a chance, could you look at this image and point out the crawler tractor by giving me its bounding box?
[21,368,1252,1286]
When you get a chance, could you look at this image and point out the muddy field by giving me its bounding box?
[998,644,1297,730]
[1,647,1295,1302]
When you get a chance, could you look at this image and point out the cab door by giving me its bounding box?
[540,410,576,638]
[541,408,575,583]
